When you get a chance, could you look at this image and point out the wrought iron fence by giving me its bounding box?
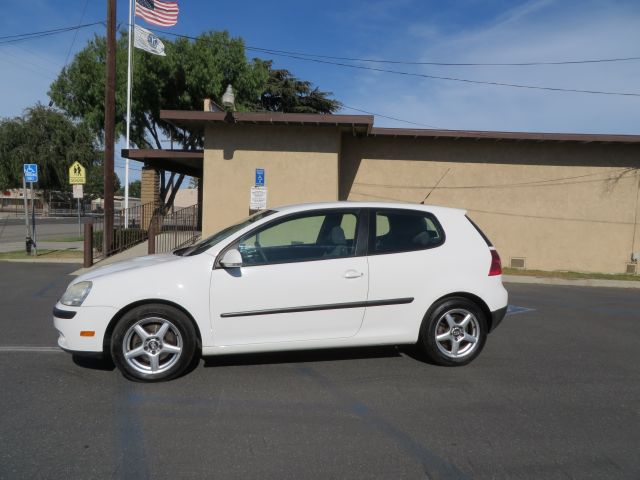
[149,205,200,254]
[91,201,160,262]
[47,200,93,217]
[85,202,199,266]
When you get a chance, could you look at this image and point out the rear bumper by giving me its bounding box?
[489,305,508,332]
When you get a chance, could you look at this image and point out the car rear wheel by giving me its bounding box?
[419,297,487,366]
[111,304,197,382]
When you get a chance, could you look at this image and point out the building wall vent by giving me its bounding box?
[625,263,637,275]
[510,257,526,269]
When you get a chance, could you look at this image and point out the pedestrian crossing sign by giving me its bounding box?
[68,161,86,185]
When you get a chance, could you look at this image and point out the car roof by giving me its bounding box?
[272,201,467,217]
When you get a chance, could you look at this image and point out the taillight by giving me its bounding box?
[489,249,502,276]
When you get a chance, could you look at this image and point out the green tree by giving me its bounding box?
[49,30,341,150]
[50,31,268,150]
[255,62,341,113]
[128,179,141,198]
[0,105,96,192]
[86,158,121,199]
[116,179,140,198]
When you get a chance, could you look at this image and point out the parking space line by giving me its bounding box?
[0,346,61,353]
[507,305,535,315]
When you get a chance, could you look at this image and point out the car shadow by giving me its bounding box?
[72,354,116,371]
[202,345,405,368]
[397,344,439,365]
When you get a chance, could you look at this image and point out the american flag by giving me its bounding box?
[135,0,179,27]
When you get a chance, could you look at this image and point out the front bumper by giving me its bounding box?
[53,303,117,353]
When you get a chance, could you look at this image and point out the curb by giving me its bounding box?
[503,274,640,289]
[0,258,83,264]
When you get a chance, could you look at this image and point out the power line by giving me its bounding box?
[3,22,639,97]
[246,48,640,98]
[6,22,640,67]
[353,167,636,191]
[63,0,91,67]
[245,45,640,67]
[146,28,640,98]
[0,21,104,46]
[340,104,442,129]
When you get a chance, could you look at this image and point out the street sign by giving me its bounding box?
[255,168,265,187]
[68,161,86,185]
[72,184,84,199]
[23,164,38,183]
[250,186,267,210]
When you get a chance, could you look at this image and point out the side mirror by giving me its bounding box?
[220,249,243,268]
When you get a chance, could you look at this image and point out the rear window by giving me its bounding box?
[371,209,445,255]
[465,215,493,247]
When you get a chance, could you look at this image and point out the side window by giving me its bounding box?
[238,211,359,266]
[372,210,444,254]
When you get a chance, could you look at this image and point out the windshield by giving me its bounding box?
[180,210,276,256]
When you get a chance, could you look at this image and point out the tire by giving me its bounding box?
[419,297,487,366]
[111,304,198,382]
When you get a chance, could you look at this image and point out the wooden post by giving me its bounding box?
[103,0,116,255]
[148,219,156,255]
[84,222,93,268]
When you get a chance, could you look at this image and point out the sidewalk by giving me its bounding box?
[0,241,84,253]
[502,274,640,289]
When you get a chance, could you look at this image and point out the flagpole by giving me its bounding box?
[124,0,135,227]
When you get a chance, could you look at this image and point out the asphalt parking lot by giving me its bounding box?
[0,263,638,479]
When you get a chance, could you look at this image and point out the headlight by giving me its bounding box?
[60,281,92,306]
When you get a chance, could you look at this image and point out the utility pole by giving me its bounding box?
[103,0,116,255]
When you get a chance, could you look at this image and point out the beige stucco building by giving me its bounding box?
[124,110,640,275]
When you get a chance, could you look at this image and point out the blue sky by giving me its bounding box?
[1,0,640,183]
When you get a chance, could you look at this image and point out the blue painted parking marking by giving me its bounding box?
[507,305,535,315]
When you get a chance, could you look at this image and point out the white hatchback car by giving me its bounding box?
[54,202,508,382]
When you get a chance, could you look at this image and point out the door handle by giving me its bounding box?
[344,270,364,279]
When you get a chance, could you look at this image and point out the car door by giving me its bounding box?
[363,208,447,339]
[209,209,369,346]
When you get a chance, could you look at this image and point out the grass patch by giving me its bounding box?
[0,249,83,260]
[503,267,640,282]
[40,236,84,242]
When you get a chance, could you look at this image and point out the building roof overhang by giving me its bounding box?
[121,149,203,176]
[122,111,640,176]
[369,127,640,144]
[160,110,374,135]
[160,109,640,144]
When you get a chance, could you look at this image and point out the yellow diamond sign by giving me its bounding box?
[68,161,86,185]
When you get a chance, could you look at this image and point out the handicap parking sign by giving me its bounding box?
[23,164,38,183]
[255,168,265,187]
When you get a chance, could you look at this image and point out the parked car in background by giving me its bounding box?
[54,202,508,382]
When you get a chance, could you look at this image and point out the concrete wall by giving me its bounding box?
[172,188,198,210]
[202,124,341,235]
[341,135,640,274]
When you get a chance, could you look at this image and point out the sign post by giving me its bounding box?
[23,164,38,255]
[30,181,37,256]
[250,168,267,211]
[73,185,84,236]
[69,162,87,238]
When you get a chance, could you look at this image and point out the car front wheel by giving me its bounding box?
[111,304,198,382]
[419,297,487,366]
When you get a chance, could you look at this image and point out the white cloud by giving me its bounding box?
[344,0,640,134]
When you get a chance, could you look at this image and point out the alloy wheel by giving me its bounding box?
[122,317,183,375]
[434,308,480,359]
